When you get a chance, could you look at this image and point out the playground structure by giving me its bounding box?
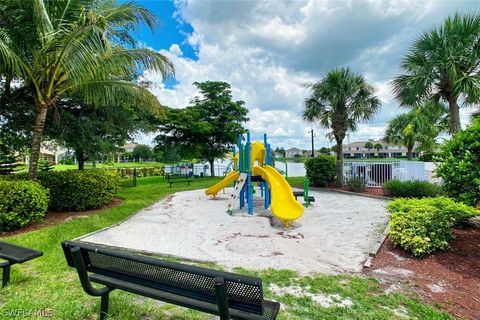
[205,132,304,227]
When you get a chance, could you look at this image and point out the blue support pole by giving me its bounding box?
[238,134,244,210]
[246,131,253,215]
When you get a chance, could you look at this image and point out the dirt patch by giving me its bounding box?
[1,198,123,237]
[269,284,353,308]
[366,225,480,320]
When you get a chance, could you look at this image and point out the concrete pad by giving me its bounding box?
[79,188,389,274]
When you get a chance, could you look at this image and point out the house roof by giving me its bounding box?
[286,147,302,152]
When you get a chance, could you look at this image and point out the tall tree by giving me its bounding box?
[374,143,383,153]
[155,81,248,176]
[392,13,480,133]
[132,144,154,162]
[384,102,448,159]
[303,68,380,186]
[0,0,173,179]
[364,140,374,157]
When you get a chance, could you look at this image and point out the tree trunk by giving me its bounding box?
[28,104,48,179]
[76,149,85,170]
[209,159,215,177]
[447,96,461,133]
[335,140,344,187]
[407,145,413,160]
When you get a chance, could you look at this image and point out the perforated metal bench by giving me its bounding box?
[0,241,43,287]
[62,241,280,320]
[168,179,192,188]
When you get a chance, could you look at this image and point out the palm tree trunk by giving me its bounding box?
[447,96,461,133]
[335,140,344,187]
[28,104,48,179]
[209,159,215,177]
[407,146,413,160]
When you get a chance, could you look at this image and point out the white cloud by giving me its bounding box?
[141,0,477,149]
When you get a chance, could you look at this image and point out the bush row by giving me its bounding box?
[116,166,164,178]
[0,170,119,230]
[388,197,478,256]
[0,180,49,231]
[383,180,443,198]
[39,170,119,211]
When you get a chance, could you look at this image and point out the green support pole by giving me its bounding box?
[304,177,309,208]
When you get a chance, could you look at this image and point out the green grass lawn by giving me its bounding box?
[0,176,450,319]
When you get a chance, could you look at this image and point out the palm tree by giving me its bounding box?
[384,102,448,159]
[392,13,480,133]
[0,0,174,179]
[364,140,374,158]
[374,143,383,155]
[303,68,381,186]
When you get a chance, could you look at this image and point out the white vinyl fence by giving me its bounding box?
[343,160,426,187]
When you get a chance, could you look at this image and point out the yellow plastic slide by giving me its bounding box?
[205,171,239,197]
[252,165,304,227]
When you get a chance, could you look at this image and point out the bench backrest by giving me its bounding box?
[62,241,264,314]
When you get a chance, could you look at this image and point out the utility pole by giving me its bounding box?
[308,129,315,157]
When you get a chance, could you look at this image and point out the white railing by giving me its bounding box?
[343,160,426,187]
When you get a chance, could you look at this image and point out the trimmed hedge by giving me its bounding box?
[305,156,336,187]
[116,166,164,178]
[383,179,443,198]
[0,180,49,231]
[388,197,478,256]
[38,170,119,211]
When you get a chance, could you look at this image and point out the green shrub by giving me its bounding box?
[304,155,336,187]
[116,166,164,178]
[435,118,480,206]
[347,177,366,192]
[0,180,49,231]
[38,159,54,172]
[383,179,443,198]
[388,197,478,256]
[38,170,119,211]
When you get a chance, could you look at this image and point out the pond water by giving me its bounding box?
[164,160,306,177]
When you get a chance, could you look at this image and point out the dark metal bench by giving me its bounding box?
[168,179,192,188]
[292,191,315,203]
[0,241,43,287]
[62,241,280,320]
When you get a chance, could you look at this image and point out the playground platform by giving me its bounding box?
[79,188,389,274]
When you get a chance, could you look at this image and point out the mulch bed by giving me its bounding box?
[1,198,123,237]
[366,224,480,320]
[325,186,387,197]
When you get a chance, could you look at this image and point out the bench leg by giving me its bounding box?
[100,292,109,320]
[2,265,10,287]
[214,277,230,320]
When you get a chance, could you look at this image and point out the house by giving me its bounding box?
[342,140,420,158]
[122,143,138,153]
[285,147,303,158]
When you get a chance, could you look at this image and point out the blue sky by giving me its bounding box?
[134,0,479,149]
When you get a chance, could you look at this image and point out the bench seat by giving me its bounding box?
[62,240,279,320]
[0,241,43,287]
[90,273,279,320]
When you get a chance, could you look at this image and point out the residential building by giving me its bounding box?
[342,140,419,158]
[285,147,303,158]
